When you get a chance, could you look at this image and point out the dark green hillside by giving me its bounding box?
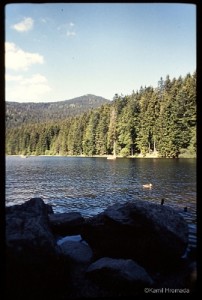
[6,72,196,158]
[6,94,110,128]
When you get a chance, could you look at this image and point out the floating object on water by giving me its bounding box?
[161,199,165,205]
[142,183,152,188]
[184,207,188,212]
[107,155,116,160]
[20,154,28,158]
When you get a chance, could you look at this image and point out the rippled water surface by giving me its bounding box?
[6,156,196,249]
[6,156,196,214]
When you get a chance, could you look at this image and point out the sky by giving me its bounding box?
[5,3,196,103]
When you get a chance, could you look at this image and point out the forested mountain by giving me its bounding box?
[6,72,196,158]
[6,94,110,128]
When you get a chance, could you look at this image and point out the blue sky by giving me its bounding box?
[5,3,196,102]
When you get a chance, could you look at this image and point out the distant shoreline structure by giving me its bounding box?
[107,155,117,160]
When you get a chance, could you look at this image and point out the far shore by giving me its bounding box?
[6,153,196,159]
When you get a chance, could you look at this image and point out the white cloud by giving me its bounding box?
[20,74,48,85]
[5,74,23,82]
[67,31,76,37]
[5,42,44,71]
[57,22,76,37]
[6,73,52,102]
[12,17,34,32]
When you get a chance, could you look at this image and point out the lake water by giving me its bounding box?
[6,156,197,251]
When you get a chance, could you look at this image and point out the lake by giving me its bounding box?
[6,156,196,250]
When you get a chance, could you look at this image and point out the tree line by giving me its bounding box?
[6,72,196,158]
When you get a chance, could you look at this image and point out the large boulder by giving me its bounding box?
[6,198,69,300]
[6,198,59,262]
[86,257,154,294]
[49,212,85,236]
[81,200,188,270]
[59,240,93,264]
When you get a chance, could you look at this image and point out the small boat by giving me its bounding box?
[142,183,152,188]
[20,154,29,158]
[107,155,116,160]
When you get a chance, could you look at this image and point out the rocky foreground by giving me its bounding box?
[6,198,197,299]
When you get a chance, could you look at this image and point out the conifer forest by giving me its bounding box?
[6,72,196,158]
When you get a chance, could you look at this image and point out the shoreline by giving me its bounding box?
[6,154,196,159]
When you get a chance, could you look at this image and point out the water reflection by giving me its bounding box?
[6,156,196,219]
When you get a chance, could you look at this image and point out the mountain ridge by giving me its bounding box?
[7,94,109,105]
[6,94,111,128]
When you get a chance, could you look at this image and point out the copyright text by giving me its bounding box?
[144,288,190,294]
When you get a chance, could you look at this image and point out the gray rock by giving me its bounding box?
[46,204,54,214]
[49,212,85,235]
[86,257,154,290]
[6,198,58,263]
[6,198,69,300]
[81,200,188,270]
[5,198,194,299]
[60,240,93,264]
[57,234,83,245]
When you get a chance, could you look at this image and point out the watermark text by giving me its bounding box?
[144,287,190,294]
